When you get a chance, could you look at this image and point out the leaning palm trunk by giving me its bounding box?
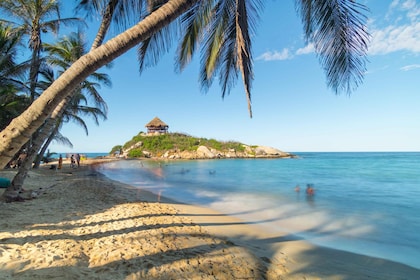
[0,0,197,168]
[32,124,59,168]
[2,97,70,201]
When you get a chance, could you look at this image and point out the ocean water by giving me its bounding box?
[95,152,420,269]
[51,152,109,159]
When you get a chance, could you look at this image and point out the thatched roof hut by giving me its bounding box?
[145,117,169,134]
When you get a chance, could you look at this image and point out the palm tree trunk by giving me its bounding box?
[0,0,197,168]
[33,123,59,168]
[90,0,118,51]
[2,97,70,201]
[28,47,41,102]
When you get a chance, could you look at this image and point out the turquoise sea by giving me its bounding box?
[52,152,109,159]
[95,152,420,269]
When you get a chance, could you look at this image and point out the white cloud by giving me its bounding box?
[256,48,293,61]
[369,0,420,55]
[256,44,315,63]
[390,0,400,9]
[296,43,315,55]
[369,22,420,55]
[400,64,420,71]
[387,0,419,21]
[259,1,420,62]
[402,0,420,22]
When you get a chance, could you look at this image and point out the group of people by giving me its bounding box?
[57,153,81,169]
[295,184,315,196]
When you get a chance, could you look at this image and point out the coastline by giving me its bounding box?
[1,159,419,279]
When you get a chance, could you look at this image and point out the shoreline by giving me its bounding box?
[1,159,419,279]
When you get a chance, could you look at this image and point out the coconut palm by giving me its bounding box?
[0,0,83,173]
[0,23,30,132]
[139,0,369,118]
[5,31,109,197]
[0,23,26,91]
[0,88,30,131]
[76,0,145,50]
[42,30,110,133]
[0,0,82,101]
[32,52,109,168]
[0,0,370,169]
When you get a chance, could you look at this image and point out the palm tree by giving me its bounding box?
[76,0,368,118]
[0,23,27,92]
[32,50,109,168]
[177,0,258,117]
[0,0,83,172]
[0,0,370,169]
[0,0,82,102]
[42,30,110,135]
[5,31,110,196]
[0,23,30,130]
[32,83,108,168]
[75,0,144,50]
[142,0,369,118]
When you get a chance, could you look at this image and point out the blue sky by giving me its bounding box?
[45,0,420,153]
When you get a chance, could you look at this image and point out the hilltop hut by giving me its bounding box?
[145,117,169,134]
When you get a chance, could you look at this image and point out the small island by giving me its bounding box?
[111,117,296,160]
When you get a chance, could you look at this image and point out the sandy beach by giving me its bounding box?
[1,159,419,280]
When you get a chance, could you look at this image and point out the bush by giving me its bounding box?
[128,149,143,158]
[110,145,122,155]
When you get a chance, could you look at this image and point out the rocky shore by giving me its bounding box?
[123,143,296,160]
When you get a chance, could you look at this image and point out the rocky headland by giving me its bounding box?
[112,132,296,160]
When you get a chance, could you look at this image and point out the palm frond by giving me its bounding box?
[196,0,262,117]
[233,0,259,117]
[295,0,370,94]
[199,0,230,91]
[51,131,73,148]
[176,0,213,72]
[137,1,178,73]
[75,0,107,19]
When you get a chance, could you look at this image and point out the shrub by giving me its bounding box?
[128,149,143,158]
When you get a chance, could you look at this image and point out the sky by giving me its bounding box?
[41,0,420,153]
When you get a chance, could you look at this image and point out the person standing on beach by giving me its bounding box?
[70,155,75,168]
[58,155,63,169]
[76,153,81,167]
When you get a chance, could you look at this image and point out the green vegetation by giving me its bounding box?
[110,145,123,155]
[122,132,246,158]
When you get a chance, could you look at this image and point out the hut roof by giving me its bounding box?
[145,117,168,128]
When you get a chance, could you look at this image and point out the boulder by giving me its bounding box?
[180,150,197,159]
[142,150,151,158]
[254,146,285,156]
[197,146,216,159]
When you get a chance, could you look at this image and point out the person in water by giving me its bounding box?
[306,184,315,196]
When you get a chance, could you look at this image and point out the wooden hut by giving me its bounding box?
[145,117,169,134]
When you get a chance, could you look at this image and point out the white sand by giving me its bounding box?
[0,160,419,279]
